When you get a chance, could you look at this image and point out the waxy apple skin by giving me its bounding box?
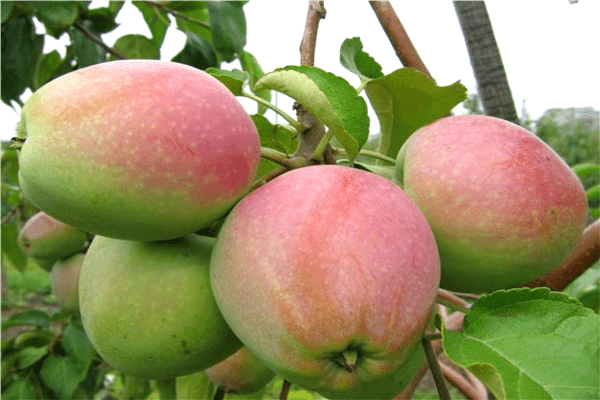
[18,60,260,241]
[51,252,84,312]
[79,234,242,379]
[18,211,87,261]
[396,115,588,293]
[205,346,275,394]
[210,165,440,399]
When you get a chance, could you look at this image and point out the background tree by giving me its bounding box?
[454,0,519,124]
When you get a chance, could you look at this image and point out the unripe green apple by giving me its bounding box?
[18,211,87,261]
[396,115,588,293]
[205,347,275,394]
[210,165,440,399]
[79,234,242,379]
[51,252,84,312]
[18,60,260,241]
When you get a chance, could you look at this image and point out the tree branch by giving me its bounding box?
[73,21,129,60]
[440,362,488,400]
[524,219,600,291]
[300,1,326,66]
[437,288,472,314]
[422,336,451,400]
[369,1,434,81]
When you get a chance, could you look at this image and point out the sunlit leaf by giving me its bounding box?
[365,68,467,160]
[443,288,599,400]
[255,65,369,162]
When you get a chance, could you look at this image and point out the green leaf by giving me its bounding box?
[253,114,298,156]
[111,34,159,60]
[68,24,106,68]
[109,1,125,15]
[1,1,15,23]
[572,163,600,182]
[40,354,89,399]
[254,65,370,162]
[13,328,56,349]
[173,3,211,42]
[1,378,36,400]
[172,31,218,70]
[1,17,44,106]
[33,50,62,90]
[443,287,600,400]
[30,1,80,38]
[339,161,396,182]
[340,37,384,81]
[132,1,170,47]
[1,223,27,272]
[577,286,599,314]
[206,1,246,62]
[586,184,599,202]
[240,51,271,114]
[2,310,50,331]
[177,371,215,400]
[60,318,96,364]
[365,67,467,160]
[16,346,49,369]
[84,6,120,34]
[206,68,248,95]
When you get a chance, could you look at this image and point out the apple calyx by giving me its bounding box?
[332,347,361,373]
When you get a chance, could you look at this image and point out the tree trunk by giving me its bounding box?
[454,1,519,124]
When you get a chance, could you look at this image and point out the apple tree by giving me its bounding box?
[2,1,598,400]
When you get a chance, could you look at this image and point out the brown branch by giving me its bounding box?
[437,288,472,313]
[369,1,434,81]
[279,380,291,400]
[73,21,129,60]
[440,362,488,400]
[524,219,600,291]
[300,1,326,66]
[394,312,465,399]
[295,1,335,165]
[422,335,451,400]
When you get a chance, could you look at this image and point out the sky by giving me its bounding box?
[2,0,599,141]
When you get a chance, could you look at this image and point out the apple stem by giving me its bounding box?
[213,387,226,400]
[155,377,177,400]
[422,336,451,400]
[279,379,291,400]
[333,147,397,165]
[436,289,472,314]
[260,147,308,170]
[242,91,304,133]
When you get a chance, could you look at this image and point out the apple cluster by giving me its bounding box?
[15,60,588,399]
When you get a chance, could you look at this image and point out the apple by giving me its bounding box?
[17,60,261,241]
[210,165,440,399]
[396,115,588,293]
[79,234,242,379]
[205,346,275,394]
[18,211,87,262]
[51,252,84,312]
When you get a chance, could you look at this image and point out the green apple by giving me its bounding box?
[18,211,87,262]
[79,234,242,379]
[51,252,84,312]
[210,165,440,399]
[396,114,588,293]
[205,346,275,394]
[17,60,260,241]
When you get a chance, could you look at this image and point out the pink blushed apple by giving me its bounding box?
[17,60,260,241]
[210,165,440,399]
[396,115,588,293]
